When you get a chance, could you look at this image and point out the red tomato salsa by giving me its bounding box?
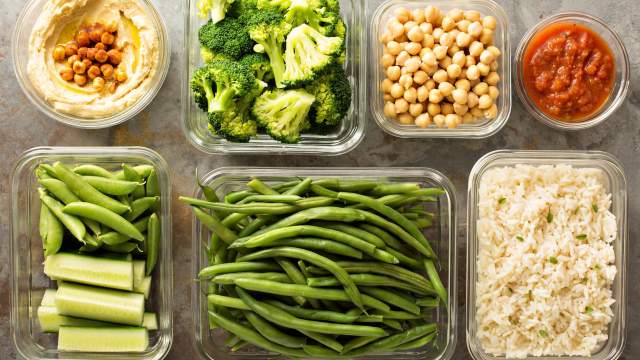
[522,22,615,122]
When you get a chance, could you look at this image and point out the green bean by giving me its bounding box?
[236,247,364,309]
[123,164,146,199]
[282,178,310,195]
[192,206,238,244]
[224,190,255,204]
[233,279,390,312]
[236,287,386,337]
[52,162,130,214]
[416,297,440,308]
[230,341,248,352]
[232,225,377,256]
[125,197,158,221]
[214,245,228,265]
[102,241,139,253]
[385,247,422,269]
[224,334,243,347]
[199,262,280,278]
[309,184,339,198]
[180,196,335,216]
[356,209,433,258]
[238,216,270,237]
[98,216,149,245]
[244,311,306,348]
[414,218,433,229]
[40,203,63,256]
[208,294,251,310]
[342,336,382,353]
[360,287,420,315]
[401,212,420,220]
[393,331,437,350]
[239,195,303,204]
[302,344,349,358]
[268,238,363,259]
[72,164,114,178]
[346,323,437,356]
[276,258,311,306]
[424,259,448,306]
[261,207,366,232]
[297,260,311,278]
[63,202,144,241]
[38,178,81,204]
[383,319,403,330]
[372,310,423,320]
[247,178,279,195]
[146,213,160,275]
[39,189,86,242]
[113,165,154,180]
[208,311,307,357]
[307,274,430,295]
[320,223,386,248]
[265,300,361,323]
[357,224,406,251]
[146,169,159,197]
[81,176,141,196]
[300,330,343,352]
[370,183,421,196]
[212,272,291,285]
[322,179,378,193]
[306,262,431,290]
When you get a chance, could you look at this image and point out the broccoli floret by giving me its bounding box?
[200,46,234,63]
[191,66,216,112]
[243,10,291,88]
[229,0,259,17]
[282,24,343,87]
[199,18,254,60]
[197,0,236,24]
[305,63,351,127]
[240,53,273,82]
[333,17,345,39]
[256,0,290,11]
[191,60,256,113]
[208,80,267,142]
[284,0,339,35]
[252,89,315,143]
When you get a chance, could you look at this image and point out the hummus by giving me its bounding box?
[27,0,161,119]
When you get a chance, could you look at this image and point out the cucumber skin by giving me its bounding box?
[133,276,152,300]
[133,260,146,288]
[40,289,57,307]
[38,306,157,332]
[44,252,134,291]
[58,326,149,352]
[55,282,145,326]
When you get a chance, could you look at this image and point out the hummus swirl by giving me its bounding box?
[27,0,161,118]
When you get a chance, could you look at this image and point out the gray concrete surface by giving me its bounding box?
[1,0,638,358]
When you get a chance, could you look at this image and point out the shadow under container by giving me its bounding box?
[191,167,458,359]
[466,150,628,360]
[514,12,630,131]
[10,147,174,360]
[369,0,511,138]
[182,0,366,155]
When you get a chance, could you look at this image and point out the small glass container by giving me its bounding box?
[369,0,511,138]
[10,147,174,360]
[514,12,630,131]
[12,0,171,129]
[181,0,366,155]
[466,150,628,360]
[191,167,458,359]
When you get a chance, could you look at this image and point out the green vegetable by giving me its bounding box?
[58,326,149,352]
[576,234,587,240]
[549,256,558,264]
[197,0,236,24]
[199,17,253,60]
[546,209,553,223]
[44,252,134,291]
[516,236,524,242]
[63,202,144,242]
[244,9,291,88]
[252,89,315,143]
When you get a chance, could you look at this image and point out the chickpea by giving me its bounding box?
[445,114,461,128]
[432,28,443,42]
[406,42,422,55]
[429,88,444,103]
[76,30,90,47]
[451,51,465,67]
[484,103,498,119]
[95,49,109,63]
[462,112,474,124]
[479,50,495,65]
[421,34,435,48]
[464,10,481,21]
[95,42,107,50]
[438,81,454,97]
[483,16,497,30]
[86,48,97,60]
[488,86,500,100]
[82,58,92,67]
[390,21,405,39]
[441,102,453,115]
[490,61,499,71]
[100,63,114,79]
[380,78,393,93]
[415,113,432,128]
[403,87,418,103]
[421,62,438,75]
[387,41,402,56]
[453,102,468,115]
[466,55,476,67]
[395,51,410,66]
[67,54,79,66]
[53,46,66,61]
[73,73,87,86]
[417,85,429,102]
[397,113,414,125]
[399,74,413,89]
[384,101,397,118]
[390,83,404,98]
[440,56,452,69]
[432,69,448,83]
[487,45,501,58]
[419,22,433,34]
[414,70,428,85]
[447,64,462,79]
[99,32,115,46]
[455,79,471,91]
[89,26,103,42]
[78,47,89,59]
[477,62,491,76]
[433,114,446,127]
[381,53,395,68]
[471,106,484,118]
[405,57,421,72]
[115,69,128,82]
[404,21,418,32]
[64,42,78,57]
[412,8,426,23]
[407,27,424,43]
[387,66,401,81]
[447,45,460,57]
[422,51,437,66]
[456,31,472,47]
[448,8,464,21]
[424,5,440,23]
[108,82,117,93]
[473,82,488,95]
[427,102,441,116]
[478,94,492,109]
[409,102,424,117]
[425,79,436,91]
[92,76,105,90]
[457,20,470,32]
[395,98,410,113]
[380,32,393,44]
[468,22,483,38]
[480,28,494,45]
[439,32,453,47]
[433,45,448,60]
[485,72,500,86]
[469,42,484,58]
[441,16,455,31]
[394,7,411,23]
[452,88,469,104]
[59,68,74,81]
[383,94,394,102]
[467,92,479,108]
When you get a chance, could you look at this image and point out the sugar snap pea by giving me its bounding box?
[81,176,141,196]
[39,189,86,242]
[125,197,158,221]
[121,164,146,199]
[113,164,154,180]
[146,213,160,275]
[38,178,80,204]
[98,216,149,245]
[244,311,306,348]
[102,241,139,253]
[62,202,144,241]
[72,164,114,178]
[146,169,159,197]
[40,203,63,256]
[199,262,280,278]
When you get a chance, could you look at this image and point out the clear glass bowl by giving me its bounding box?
[181,0,365,155]
[11,0,171,129]
[10,147,174,360]
[191,167,458,359]
[369,0,512,138]
[514,12,630,131]
[466,150,628,360]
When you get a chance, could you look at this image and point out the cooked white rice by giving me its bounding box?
[475,164,617,358]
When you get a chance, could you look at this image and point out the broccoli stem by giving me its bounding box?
[259,37,286,89]
[210,1,229,24]
[211,87,236,112]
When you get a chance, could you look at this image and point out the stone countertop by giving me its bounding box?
[0,0,638,358]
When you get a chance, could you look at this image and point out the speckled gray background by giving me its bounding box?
[1,0,638,358]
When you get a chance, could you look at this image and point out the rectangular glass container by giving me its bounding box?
[191,167,458,359]
[181,0,366,155]
[369,0,511,138]
[466,150,628,360]
[10,147,174,360]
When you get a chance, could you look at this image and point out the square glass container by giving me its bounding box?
[181,0,366,155]
[466,150,628,360]
[369,0,511,138]
[191,167,458,359]
[10,147,174,360]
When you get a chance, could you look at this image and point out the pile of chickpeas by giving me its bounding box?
[379,6,501,129]
[53,21,127,93]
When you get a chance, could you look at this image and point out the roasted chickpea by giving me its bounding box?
[82,58,92,69]
[89,27,104,42]
[107,49,122,65]
[59,68,74,81]
[387,66,401,81]
[64,42,78,57]
[115,69,128,82]
[94,49,108,63]
[101,32,115,46]
[53,46,66,61]
[390,83,404,98]
[77,47,89,59]
[73,73,87,86]
[75,30,90,47]
[415,113,432,128]
[87,65,101,79]
[66,54,79,66]
[105,21,118,33]
[108,82,117,93]
[86,48,97,60]
[100,63,114,79]
[384,101,397,118]
[92,76,105,90]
